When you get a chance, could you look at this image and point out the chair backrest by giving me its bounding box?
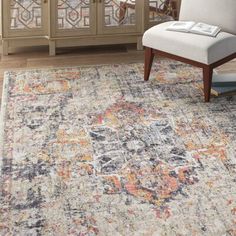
[179,0,236,35]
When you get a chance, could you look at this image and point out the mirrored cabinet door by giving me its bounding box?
[50,0,96,37]
[1,0,181,55]
[148,0,178,27]
[3,0,48,37]
[97,0,143,34]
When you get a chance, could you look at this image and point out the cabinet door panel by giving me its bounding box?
[148,0,177,27]
[97,0,142,35]
[50,0,96,37]
[3,0,47,37]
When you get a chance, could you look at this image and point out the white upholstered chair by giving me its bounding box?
[142,0,236,102]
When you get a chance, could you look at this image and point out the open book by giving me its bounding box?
[166,21,221,37]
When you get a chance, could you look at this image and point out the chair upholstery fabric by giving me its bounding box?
[179,0,236,35]
[142,22,236,65]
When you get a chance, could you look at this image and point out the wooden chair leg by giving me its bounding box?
[144,47,154,81]
[203,65,213,102]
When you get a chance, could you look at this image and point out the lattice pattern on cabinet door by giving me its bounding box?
[104,0,136,27]
[57,0,90,29]
[10,0,42,29]
[149,0,174,23]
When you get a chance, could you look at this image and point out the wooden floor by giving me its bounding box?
[0,44,236,99]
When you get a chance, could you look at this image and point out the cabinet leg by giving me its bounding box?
[49,40,56,56]
[2,40,9,56]
[137,36,143,51]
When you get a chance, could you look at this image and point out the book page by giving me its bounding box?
[190,22,221,36]
[166,21,195,32]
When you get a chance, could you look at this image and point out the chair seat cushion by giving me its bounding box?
[142,21,236,65]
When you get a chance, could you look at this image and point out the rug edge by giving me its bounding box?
[0,62,144,74]
[0,72,11,176]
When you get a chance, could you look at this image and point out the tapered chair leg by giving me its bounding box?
[144,47,154,81]
[203,65,213,102]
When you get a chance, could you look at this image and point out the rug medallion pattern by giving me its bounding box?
[0,61,236,235]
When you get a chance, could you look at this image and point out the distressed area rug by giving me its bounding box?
[0,61,236,236]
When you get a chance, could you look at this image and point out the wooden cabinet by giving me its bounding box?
[1,0,180,56]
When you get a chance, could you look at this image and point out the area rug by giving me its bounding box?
[0,60,236,236]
